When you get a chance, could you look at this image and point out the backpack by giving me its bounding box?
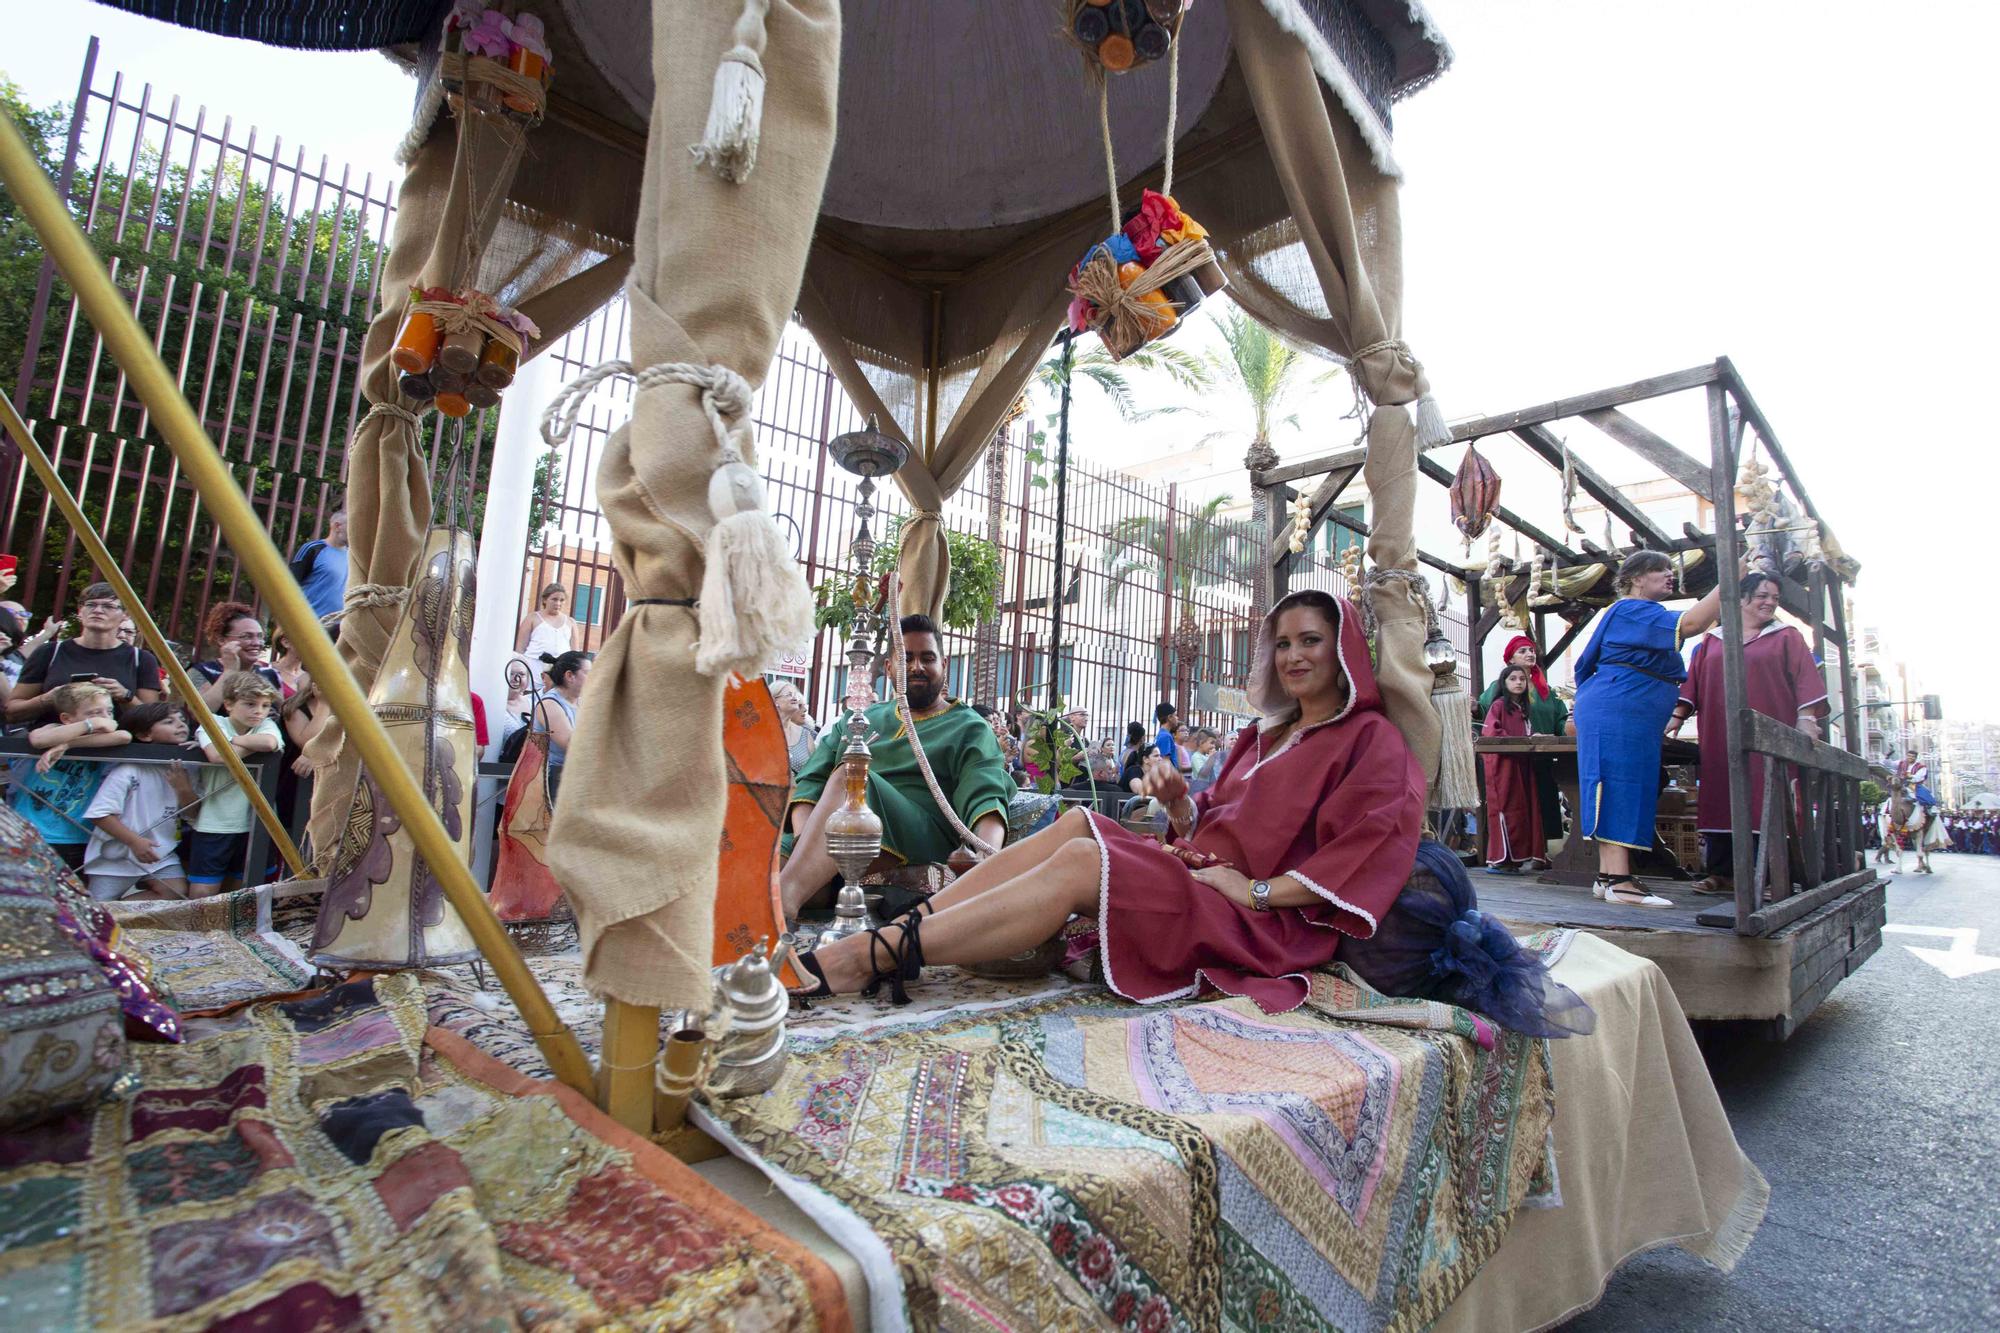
[496,693,540,765]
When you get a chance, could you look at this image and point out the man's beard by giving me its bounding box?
[904,675,942,711]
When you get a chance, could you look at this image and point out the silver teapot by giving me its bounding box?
[705,937,793,1097]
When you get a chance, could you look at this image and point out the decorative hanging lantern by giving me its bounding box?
[1451,441,1501,547]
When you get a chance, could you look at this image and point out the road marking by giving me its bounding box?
[1880,925,2000,979]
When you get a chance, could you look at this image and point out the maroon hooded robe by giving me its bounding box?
[1080,596,1424,1013]
[1680,624,1828,834]
[1481,694,1542,862]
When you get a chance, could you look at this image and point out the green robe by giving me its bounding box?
[783,699,1014,865]
[1477,679,1569,736]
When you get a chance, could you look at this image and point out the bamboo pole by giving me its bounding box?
[0,112,595,1097]
[653,1027,709,1133]
[598,1000,662,1135]
[0,393,304,877]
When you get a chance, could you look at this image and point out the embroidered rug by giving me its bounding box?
[708,975,1556,1333]
[0,972,848,1331]
[109,886,314,1013]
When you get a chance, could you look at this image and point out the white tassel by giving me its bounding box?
[1414,392,1452,451]
[695,462,814,678]
[1428,672,1482,812]
[690,0,771,184]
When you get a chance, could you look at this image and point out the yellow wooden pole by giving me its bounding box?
[0,111,595,1098]
[0,393,304,877]
[598,1000,662,1135]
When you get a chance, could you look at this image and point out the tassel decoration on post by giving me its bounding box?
[1427,671,1481,812]
[1414,392,1452,451]
[540,357,814,679]
[691,0,771,184]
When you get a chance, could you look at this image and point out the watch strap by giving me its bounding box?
[1251,879,1271,912]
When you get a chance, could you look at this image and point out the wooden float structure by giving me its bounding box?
[1258,360,1885,1037]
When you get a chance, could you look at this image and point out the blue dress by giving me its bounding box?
[1574,598,1686,850]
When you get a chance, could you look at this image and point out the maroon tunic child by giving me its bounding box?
[1079,596,1424,1013]
[1481,694,1542,864]
[1679,623,1828,837]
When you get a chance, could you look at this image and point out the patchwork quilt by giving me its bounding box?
[0,972,848,1331]
[710,968,1557,1333]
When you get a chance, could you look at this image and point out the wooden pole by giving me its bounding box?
[0,393,305,878]
[1707,376,1758,933]
[653,1027,709,1132]
[0,111,596,1097]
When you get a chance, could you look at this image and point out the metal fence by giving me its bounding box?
[517,303,1294,749]
[0,38,435,648]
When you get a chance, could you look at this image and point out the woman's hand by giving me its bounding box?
[1139,754,1187,807]
[218,639,244,671]
[1664,713,1687,739]
[94,675,130,703]
[291,753,316,777]
[1798,716,1820,741]
[1191,864,1251,906]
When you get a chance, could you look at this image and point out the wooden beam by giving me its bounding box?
[1710,380,1759,934]
[1580,407,1715,498]
[1738,709,1872,781]
[1447,363,1721,442]
[545,89,648,158]
[1304,464,1361,538]
[1258,363,1719,499]
[1748,868,1876,937]
[1513,423,1675,550]
[1544,615,1590,666]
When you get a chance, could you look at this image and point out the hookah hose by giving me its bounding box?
[882,571,1001,860]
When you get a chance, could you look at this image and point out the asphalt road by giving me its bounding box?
[1569,851,2000,1331]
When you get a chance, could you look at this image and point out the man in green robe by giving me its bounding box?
[780,615,1013,916]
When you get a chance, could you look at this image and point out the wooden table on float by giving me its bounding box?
[1472,734,1701,888]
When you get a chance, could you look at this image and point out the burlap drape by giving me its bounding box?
[546,0,840,1009]
[1222,0,1443,791]
[304,107,630,865]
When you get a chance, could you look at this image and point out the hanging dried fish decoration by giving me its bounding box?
[1450,441,1502,553]
[1561,438,1586,534]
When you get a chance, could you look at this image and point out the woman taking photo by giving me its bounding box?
[192,602,283,708]
[515,582,577,678]
[1668,570,1829,895]
[792,590,1426,1015]
[1573,550,1726,906]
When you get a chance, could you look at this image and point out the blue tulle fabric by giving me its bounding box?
[1340,841,1597,1038]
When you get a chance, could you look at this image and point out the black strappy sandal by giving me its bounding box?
[788,951,835,1006]
[860,912,927,1006]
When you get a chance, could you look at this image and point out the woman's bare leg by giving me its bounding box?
[917,805,1096,915]
[1596,842,1632,877]
[812,839,1100,994]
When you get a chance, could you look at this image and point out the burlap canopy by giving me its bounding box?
[112,0,1455,1008]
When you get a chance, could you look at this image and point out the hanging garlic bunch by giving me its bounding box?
[1287,491,1314,555]
[1335,538,1364,587]
[1483,527,1508,585]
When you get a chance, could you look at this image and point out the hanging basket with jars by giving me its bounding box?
[1063,3,1226,361]
[439,5,553,121]
[390,288,540,417]
[1067,0,1190,74]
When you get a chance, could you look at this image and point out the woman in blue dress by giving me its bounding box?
[1574,550,1726,906]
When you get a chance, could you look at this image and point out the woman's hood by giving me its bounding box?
[1245,593,1383,729]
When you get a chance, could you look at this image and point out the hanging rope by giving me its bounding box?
[1162,36,1181,196]
[1098,80,1121,235]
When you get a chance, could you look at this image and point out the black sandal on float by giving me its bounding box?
[788,951,835,1006]
[859,914,927,1006]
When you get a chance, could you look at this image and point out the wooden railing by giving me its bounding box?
[1720,710,1874,936]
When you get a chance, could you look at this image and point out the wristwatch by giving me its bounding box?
[1250,879,1272,913]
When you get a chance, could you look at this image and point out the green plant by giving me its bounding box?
[811,517,1001,633]
[1018,704,1086,794]
[1023,339,1211,488]
[1859,779,1886,808]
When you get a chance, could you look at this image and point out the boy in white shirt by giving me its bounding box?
[185,671,283,896]
[82,701,199,900]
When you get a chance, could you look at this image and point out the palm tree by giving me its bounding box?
[1030,339,1212,421]
[1101,493,1265,711]
[1194,308,1341,617]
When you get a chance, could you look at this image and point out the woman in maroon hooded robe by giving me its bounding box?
[793,590,1426,1014]
[1481,663,1546,870]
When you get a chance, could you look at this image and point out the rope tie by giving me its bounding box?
[541,357,814,678]
[343,584,409,611]
[362,401,426,431]
[907,510,942,524]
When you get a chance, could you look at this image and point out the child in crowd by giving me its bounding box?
[185,670,283,896]
[1481,664,1548,873]
[7,682,130,869]
[82,701,198,901]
